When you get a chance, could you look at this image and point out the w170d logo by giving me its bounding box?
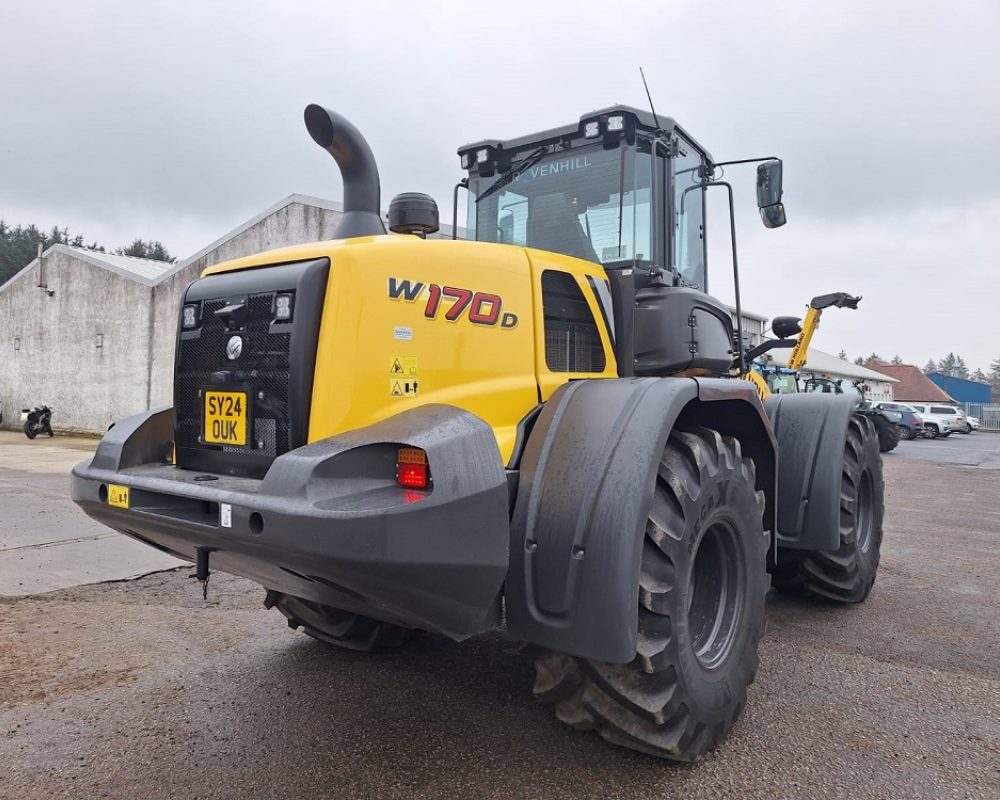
[388,278,518,328]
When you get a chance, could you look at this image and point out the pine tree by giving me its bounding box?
[838,350,848,360]
[938,353,957,376]
[972,368,988,384]
[954,355,969,379]
[891,354,903,365]
[924,359,937,374]
[990,355,1000,381]
[865,352,882,365]
[114,239,175,263]
[854,356,865,366]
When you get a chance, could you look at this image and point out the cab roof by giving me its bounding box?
[458,105,713,165]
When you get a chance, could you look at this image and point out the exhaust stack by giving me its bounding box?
[304,104,386,239]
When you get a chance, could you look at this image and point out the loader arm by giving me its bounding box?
[786,292,860,372]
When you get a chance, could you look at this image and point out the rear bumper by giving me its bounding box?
[71,405,511,640]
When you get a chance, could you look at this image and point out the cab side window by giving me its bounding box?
[541,270,606,373]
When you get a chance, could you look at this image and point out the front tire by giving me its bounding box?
[265,591,416,652]
[870,413,900,453]
[771,413,884,603]
[898,425,913,441]
[23,422,36,440]
[534,426,768,761]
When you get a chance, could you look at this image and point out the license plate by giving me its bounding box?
[203,390,248,446]
[108,484,130,509]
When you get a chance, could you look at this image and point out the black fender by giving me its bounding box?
[506,377,776,664]
[764,392,857,551]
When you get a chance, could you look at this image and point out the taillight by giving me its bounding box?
[397,447,430,489]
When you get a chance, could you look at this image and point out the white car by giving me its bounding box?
[906,403,967,436]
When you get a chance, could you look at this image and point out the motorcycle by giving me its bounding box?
[23,405,54,439]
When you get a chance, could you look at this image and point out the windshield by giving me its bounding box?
[467,142,652,266]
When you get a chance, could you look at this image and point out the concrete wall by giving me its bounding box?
[0,252,154,432]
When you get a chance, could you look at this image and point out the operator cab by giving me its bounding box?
[459,106,710,292]
[458,107,785,378]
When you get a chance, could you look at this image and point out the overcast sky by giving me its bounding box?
[3,1,998,371]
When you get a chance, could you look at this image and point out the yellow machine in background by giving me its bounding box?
[743,292,861,399]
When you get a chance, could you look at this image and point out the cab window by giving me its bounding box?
[541,270,606,372]
[672,135,706,290]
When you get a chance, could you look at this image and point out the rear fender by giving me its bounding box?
[507,377,776,663]
[764,393,856,551]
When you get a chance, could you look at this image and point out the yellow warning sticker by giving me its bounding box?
[389,355,418,376]
[108,484,130,509]
[390,378,419,397]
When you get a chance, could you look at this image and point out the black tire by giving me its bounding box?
[771,413,884,603]
[898,425,913,441]
[924,425,939,439]
[870,413,899,453]
[23,422,36,440]
[265,591,416,651]
[533,426,768,762]
[965,423,973,434]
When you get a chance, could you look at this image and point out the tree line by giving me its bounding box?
[0,220,174,287]
[837,349,1000,392]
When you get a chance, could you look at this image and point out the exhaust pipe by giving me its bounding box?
[304,104,386,239]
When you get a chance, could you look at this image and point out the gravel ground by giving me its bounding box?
[1,452,999,799]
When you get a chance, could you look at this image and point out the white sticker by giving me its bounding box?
[393,325,413,341]
[220,503,232,528]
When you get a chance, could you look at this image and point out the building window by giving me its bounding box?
[541,270,606,373]
[95,334,104,349]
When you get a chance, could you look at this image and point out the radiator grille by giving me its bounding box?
[175,292,292,459]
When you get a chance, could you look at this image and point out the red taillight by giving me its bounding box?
[397,447,430,489]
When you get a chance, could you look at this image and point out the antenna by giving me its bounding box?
[639,67,661,130]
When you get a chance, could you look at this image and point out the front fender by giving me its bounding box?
[506,377,775,663]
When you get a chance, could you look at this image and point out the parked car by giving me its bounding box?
[873,402,925,440]
[907,403,966,436]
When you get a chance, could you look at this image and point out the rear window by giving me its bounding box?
[931,406,956,414]
[541,270,606,373]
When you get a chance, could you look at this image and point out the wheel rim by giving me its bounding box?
[856,469,875,554]
[687,519,743,669]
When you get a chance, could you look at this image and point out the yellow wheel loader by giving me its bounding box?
[72,103,885,761]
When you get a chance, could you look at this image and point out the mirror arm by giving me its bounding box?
[704,180,744,375]
[452,178,469,240]
[709,156,782,170]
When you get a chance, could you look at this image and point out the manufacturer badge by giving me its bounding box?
[226,335,243,360]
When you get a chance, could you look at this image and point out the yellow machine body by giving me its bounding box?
[202,235,618,464]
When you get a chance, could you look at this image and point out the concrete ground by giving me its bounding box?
[1,436,999,798]
[894,429,1000,468]
[0,431,183,597]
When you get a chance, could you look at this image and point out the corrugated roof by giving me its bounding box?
[864,364,954,402]
[772,348,899,382]
[62,246,176,283]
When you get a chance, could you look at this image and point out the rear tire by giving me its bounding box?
[533,426,768,761]
[771,413,884,603]
[266,591,416,651]
[898,425,913,441]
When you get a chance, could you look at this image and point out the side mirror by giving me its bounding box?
[771,315,802,339]
[756,159,786,228]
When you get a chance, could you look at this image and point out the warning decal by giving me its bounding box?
[389,355,418,376]
[390,378,419,397]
